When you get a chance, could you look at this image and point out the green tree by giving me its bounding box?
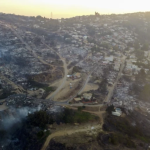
[28,110,54,128]
[106,105,115,114]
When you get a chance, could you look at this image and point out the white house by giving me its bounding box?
[112,108,122,116]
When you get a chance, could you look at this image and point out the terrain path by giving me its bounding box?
[41,123,102,150]
[41,41,69,100]
[41,110,105,150]
[0,21,69,100]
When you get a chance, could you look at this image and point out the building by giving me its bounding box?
[83,93,92,100]
[74,97,82,103]
[105,56,114,62]
[112,108,122,116]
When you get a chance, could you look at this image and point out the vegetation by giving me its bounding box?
[28,78,49,88]
[72,66,82,73]
[27,108,98,128]
[59,108,98,124]
[106,105,115,114]
[78,106,86,111]
[0,89,15,99]
[28,110,54,128]
[42,86,56,99]
[109,133,136,148]
[98,78,108,95]
[104,115,150,143]
[44,86,55,93]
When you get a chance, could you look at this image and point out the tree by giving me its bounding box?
[98,78,108,95]
[106,105,115,114]
[36,15,43,20]
[28,110,54,128]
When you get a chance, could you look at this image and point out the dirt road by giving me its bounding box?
[0,21,69,101]
[41,107,105,150]
[41,43,68,100]
[41,114,103,150]
[105,56,126,103]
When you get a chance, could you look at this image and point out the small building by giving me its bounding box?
[83,93,92,100]
[67,75,72,78]
[74,97,82,103]
[112,107,122,116]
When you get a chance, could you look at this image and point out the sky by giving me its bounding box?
[0,0,150,18]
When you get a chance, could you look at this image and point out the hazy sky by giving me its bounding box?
[0,0,150,18]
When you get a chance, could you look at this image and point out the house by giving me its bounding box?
[74,97,82,103]
[67,75,72,78]
[112,107,122,116]
[83,93,92,100]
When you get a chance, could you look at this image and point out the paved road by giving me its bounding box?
[104,56,126,103]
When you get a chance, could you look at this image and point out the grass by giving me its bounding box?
[44,87,55,93]
[60,108,99,124]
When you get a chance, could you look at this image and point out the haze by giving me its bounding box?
[0,0,150,18]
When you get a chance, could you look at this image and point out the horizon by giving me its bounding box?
[0,0,150,19]
[0,10,150,20]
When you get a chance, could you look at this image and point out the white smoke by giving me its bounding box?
[0,106,42,130]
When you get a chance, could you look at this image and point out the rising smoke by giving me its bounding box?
[0,106,41,130]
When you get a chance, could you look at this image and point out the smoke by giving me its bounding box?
[0,105,42,149]
[0,105,41,130]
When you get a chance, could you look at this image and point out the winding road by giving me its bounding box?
[41,124,101,150]
[41,110,105,150]
[39,41,69,100]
